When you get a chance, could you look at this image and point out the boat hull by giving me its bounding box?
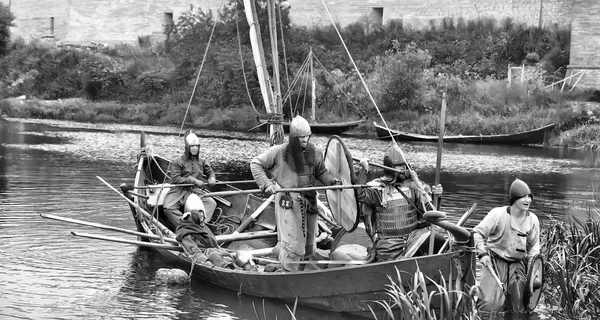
[254,119,365,135]
[375,122,556,145]
[129,138,476,318]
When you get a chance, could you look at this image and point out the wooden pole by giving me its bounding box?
[72,231,183,251]
[134,180,257,189]
[351,157,406,175]
[201,184,371,198]
[433,92,446,208]
[437,202,477,253]
[430,92,446,255]
[41,213,179,244]
[231,194,275,234]
[310,48,316,122]
[97,176,174,239]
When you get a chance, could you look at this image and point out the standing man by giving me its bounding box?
[356,144,444,261]
[163,131,217,229]
[250,115,341,271]
[473,178,541,312]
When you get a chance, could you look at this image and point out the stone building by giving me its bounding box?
[1,0,598,88]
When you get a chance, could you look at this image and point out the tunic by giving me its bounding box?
[473,206,541,312]
[250,142,335,271]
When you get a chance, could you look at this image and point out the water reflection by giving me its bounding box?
[1,118,598,320]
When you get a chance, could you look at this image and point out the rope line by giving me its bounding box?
[318,0,397,146]
[312,54,361,113]
[277,4,293,117]
[179,0,225,136]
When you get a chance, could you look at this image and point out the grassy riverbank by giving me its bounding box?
[2,93,600,151]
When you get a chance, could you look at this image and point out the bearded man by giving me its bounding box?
[163,131,217,230]
[250,115,341,271]
[356,144,444,261]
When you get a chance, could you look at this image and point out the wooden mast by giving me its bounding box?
[243,0,284,146]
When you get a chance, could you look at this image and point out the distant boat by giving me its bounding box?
[374,122,556,145]
[251,118,365,135]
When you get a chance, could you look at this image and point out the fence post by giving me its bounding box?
[507,64,512,89]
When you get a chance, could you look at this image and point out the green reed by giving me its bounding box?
[541,207,600,319]
[372,266,479,320]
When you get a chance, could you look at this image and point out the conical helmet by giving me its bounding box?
[185,132,200,147]
[289,115,311,137]
[383,144,408,174]
[509,178,533,204]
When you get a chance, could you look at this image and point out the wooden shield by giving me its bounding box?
[323,135,360,232]
[525,254,544,312]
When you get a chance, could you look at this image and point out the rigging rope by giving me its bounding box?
[277,4,293,118]
[312,54,361,113]
[318,0,397,146]
[179,0,224,136]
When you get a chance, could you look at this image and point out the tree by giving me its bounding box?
[0,3,15,56]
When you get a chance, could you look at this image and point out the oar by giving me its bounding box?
[231,194,275,234]
[437,203,477,254]
[71,231,278,257]
[41,213,179,244]
[351,156,405,175]
[287,260,368,265]
[134,180,257,189]
[485,263,507,294]
[423,212,471,242]
[44,213,276,244]
[72,231,184,251]
[200,184,372,198]
[97,176,174,239]
[430,92,447,255]
[217,230,277,242]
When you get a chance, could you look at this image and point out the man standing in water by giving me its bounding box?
[473,178,541,312]
[250,115,341,271]
[163,131,218,229]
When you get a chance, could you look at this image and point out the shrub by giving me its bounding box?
[0,3,15,57]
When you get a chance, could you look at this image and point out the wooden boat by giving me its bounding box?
[375,121,556,145]
[252,118,365,135]
[121,133,476,318]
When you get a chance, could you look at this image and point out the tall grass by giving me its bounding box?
[541,194,600,319]
[372,266,479,320]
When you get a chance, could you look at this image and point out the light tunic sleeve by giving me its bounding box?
[250,145,282,190]
[527,213,541,258]
[472,207,502,255]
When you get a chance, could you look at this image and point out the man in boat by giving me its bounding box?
[176,206,256,271]
[356,144,445,261]
[163,131,218,230]
[473,178,541,313]
[250,115,342,271]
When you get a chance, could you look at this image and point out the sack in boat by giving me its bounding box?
[206,248,236,269]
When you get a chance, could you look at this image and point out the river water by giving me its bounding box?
[1,117,598,320]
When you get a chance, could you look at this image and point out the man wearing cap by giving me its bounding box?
[250,115,341,271]
[163,131,218,230]
[356,144,444,261]
[473,178,541,312]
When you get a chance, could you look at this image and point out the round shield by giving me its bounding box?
[525,254,544,312]
[323,135,360,232]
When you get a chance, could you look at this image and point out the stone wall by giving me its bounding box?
[1,0,599,89]
[287,0,574,29]
[0,0,579,44]
[567,0,600,89]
